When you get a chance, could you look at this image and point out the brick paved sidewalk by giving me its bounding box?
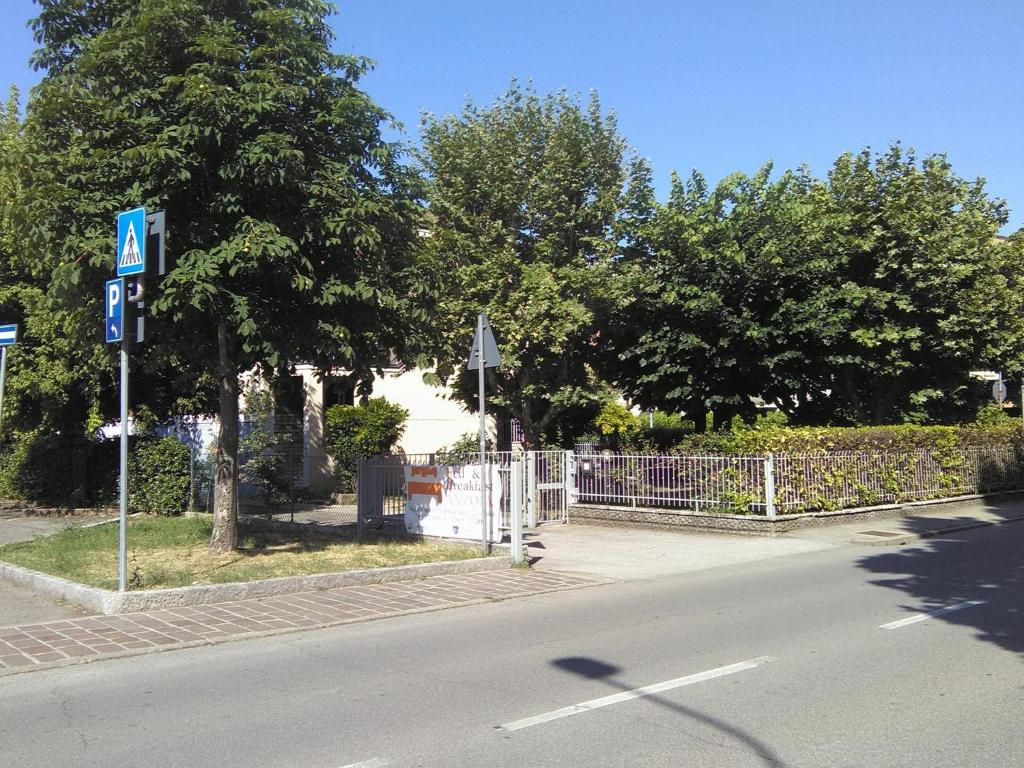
[0,569,603,676]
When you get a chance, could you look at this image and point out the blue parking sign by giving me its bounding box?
[105,279,124,343]
[116,207,146,277]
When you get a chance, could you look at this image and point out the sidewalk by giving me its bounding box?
[0,568,603,677]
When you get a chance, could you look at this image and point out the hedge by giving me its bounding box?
[128,437,191,515]
[0,431,191,514]
[671,422,1024,456]
[324,398,409,490]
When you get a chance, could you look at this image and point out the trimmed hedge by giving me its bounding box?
[128,437,191,515]
[0,430,117,506]
[1,431,191,514]
[325,398,409,490]
[671,422,1024,456]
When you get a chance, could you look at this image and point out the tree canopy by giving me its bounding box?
[613,145,1024,427]
[15,0,430,549]
[418,83,653,446]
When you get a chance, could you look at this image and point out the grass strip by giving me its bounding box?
[0,515,488,591]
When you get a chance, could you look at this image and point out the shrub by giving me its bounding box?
[670,421,1023,456]
[128,437,191,515]
[0,429,117,506]
[590,403,694,452]
[594,402,643,450]
[239,423,301,507]
[435,432,494,463]
[325,398,409,489]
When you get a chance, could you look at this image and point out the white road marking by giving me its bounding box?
[879,600,986,630]
[339,759,389,768]
[499,656,774,732]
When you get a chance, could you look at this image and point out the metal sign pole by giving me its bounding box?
[118,342,129,592]
[0,346,7,438]
[477,313,488,555]
[0,348,7,438]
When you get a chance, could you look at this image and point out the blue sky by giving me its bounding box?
[3,0,1022,231]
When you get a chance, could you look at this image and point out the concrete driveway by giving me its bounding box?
[527,524,834,580]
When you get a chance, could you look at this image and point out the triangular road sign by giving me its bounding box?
[467,312,502,370]
[119,221,143,270]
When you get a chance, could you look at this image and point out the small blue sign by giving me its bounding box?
[0,323,17,347]
[116,207,146,277]
[105,279,124,343]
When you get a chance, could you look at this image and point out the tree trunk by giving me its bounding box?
[209,323,239,554]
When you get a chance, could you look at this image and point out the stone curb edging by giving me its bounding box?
[0,553,513,615]
[0,574,608,679]
[851,513,1024,546]
[570,489,1024,536]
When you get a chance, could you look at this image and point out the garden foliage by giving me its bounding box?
[324,398,409,489]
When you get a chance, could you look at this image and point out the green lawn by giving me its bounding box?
[0,515,489,591]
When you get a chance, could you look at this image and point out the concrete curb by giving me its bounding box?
[851,513,1024,546]
[0,553,513,615]
[0,574,608,679]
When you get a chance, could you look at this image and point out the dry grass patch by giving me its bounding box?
[0,515,489,591]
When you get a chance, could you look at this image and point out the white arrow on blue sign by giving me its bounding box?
[116,207,146,277]
[0,323,17,347]
[105,279,124,343]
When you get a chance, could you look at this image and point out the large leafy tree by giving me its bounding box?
[419,83,652,447]
[16,0,429,550]
[615,145,1024,427]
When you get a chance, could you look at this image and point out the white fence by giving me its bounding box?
[574,446,1024,517]
[356,450,572,538]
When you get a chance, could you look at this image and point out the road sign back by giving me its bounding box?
[116,207,146,277]
[467,312,502,370]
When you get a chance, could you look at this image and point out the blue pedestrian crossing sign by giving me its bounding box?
[116,207,146,277]
[0,323,17,347]
[105,279,124,343]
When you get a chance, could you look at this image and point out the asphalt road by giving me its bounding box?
[2,520,1021,768]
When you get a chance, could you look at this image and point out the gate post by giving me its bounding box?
[526,450,537,528]
[764,453,777,519]
[356,458,367,539]
[511,456,525,564]
[564,450,577,515]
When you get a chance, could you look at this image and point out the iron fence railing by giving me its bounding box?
[575,453,768,513]
[574,446,1024,516]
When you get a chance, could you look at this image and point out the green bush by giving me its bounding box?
[325,398,409,489]
[0,429,117,505]
[239,423,302,507]
[671,421,1023,456]
[128,437,191,515]
[589,402,694,452]
[435,432,495,462]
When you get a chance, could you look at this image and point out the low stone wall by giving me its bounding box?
[570,491,1024,536]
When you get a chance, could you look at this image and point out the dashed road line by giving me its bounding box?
[499,656,774,732]
[879,600,986,630]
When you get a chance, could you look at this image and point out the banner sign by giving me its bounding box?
[405,464,503,542]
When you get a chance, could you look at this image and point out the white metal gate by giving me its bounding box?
[357,450,571,537]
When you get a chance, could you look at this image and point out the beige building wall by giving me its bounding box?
[294,365,495,497]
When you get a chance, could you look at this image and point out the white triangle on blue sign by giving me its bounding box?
[119,221,143,269]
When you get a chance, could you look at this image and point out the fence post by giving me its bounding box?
[564,449,578,509]
[526,451,537,527]
[764,453,777,519]
[356,459,366,540]
[511,457,524,564]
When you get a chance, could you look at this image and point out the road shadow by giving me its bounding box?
[855,494,1024,656]
[549,656,787,767]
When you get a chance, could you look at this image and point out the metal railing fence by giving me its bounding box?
[574,446,1024,516]
[575,453,768,513]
